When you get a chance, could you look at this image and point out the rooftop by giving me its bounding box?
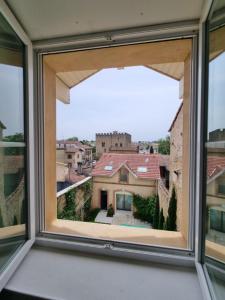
[207,156,225,180]
[92,153,161,179]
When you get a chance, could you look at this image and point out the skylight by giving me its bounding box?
[104,165,113,171]
[137,167,147,173]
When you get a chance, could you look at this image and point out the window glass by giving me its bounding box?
[0,13,27,271]
[205,0,225,298]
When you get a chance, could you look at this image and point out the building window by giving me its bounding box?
[119,168,129,182]
[115,143,118,147]
[120,143,123,147]
[218,184,225,195]
[0,12,27,270]
[67,154,72,159]
[116,193,133,211]
[102,142,105,147]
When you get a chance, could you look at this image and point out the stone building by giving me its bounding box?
[96,131,132,158]
[168,102,183,231]
[209,129,225,142]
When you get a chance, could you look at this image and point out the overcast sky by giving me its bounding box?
[57,66,181,142]
[208,52,225,134]
[0,64,24,137]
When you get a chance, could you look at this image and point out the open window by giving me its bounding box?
[41,38,194,251]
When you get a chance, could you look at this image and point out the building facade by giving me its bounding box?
[92,153,160,211]
[96,131,132,158]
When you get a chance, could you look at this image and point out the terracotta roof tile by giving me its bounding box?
[92,153,161,180]
[207,156,225,179]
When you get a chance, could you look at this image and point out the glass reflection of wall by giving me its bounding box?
[205,0,225,299]
[0,12,27,271]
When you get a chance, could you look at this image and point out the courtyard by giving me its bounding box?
[95,210,152,228]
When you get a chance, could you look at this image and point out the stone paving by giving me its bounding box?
[95,210,151,228]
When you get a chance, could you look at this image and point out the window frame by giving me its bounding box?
[34,22,200,266]
[0,1,35,291]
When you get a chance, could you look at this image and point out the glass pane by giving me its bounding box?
[116,194,124,210]
[124,194,132,211]
[205,0,225,298]
[0,12,27,272]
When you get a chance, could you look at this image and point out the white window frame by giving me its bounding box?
[34,28,199,266]
[0,0,35,291]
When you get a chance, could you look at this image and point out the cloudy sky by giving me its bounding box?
[57,66,181,142]
[208,52,225,134]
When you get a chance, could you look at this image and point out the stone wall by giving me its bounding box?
[169,104,183,231]
[96,131,131,158]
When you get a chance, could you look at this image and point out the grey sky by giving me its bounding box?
[208,52,225,134]
[57,66,181,141]
[0,64,24,137]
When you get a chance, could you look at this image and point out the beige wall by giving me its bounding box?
[92,172,156,210]
[44,62,57,227]
[56,163,68,182]
[207,173,225,207]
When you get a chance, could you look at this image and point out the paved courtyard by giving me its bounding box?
[95,210,152,228]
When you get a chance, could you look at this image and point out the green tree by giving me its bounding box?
[66,136,78,141]
[3,133,24,142]
[158,208,165,229]
[153,195,160,229]
[133,194,156,223]
[158,136,170,155]
[3,133,24,155]
[166,187,177,231]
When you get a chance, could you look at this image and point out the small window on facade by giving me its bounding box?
[104,165,113,171]
[218,184,225,195]
[102,142,105,147]
[120,168,129,182]
[137,166,147,173]
[67,154,72,159]
[120,143,123,147]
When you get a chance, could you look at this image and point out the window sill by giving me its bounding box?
[46,219,187,249]
[0,225,25,240]
[206,240,225,263]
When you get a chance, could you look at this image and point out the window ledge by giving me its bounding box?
[0,225,25,240]
[206,240,225,262]
[47,219,187,249]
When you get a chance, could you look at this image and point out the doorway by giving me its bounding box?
[100,191,108,210]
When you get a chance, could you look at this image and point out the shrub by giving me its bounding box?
[153,195,160,229]
[133,194,157,223]
[85,207,101,222]
[158,208,165,229]
[107,204,114,217]
[57,189,79,221]
[166,187,177,231]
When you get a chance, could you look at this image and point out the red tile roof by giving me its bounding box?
[207,156,225,179]
[92,153,161,180]
[66,169,85,183]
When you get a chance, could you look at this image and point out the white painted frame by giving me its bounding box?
[0,0,35,291]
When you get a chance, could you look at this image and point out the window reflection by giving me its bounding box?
[0,12,27,271]
[205,0,225,299]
